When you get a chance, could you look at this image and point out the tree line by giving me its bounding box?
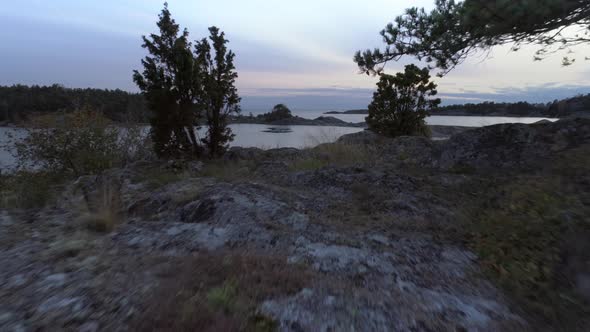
[0,84,148,124]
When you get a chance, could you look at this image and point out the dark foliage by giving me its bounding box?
[355,0,590,75]
[367,65,440,137]
[258,104,293,123]
[197,27,241,158]
[133,3,202,158]
[547,93,590,117]
[438,101,547,116]
[133,4,240,159]
[0,84,147,123]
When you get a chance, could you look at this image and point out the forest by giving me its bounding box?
[0,84,148,124]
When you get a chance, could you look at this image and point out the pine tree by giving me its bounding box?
[133,3,202,158]
[355,0,590,76]
[195,27,241,158]
[367,65,440,137]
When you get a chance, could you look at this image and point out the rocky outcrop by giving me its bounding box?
[336,118,590,172]
[436,118,590,171]
[1,118,589,331]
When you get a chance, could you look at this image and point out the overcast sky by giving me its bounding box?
[1,0,589,111]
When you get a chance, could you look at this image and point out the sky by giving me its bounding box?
[0,0,589,111]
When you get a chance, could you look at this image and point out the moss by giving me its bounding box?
[0,171,66,209]
[448,163,476,175]
[247,314,278,332]
[289,143,375,172]
[207,280,239,313]
[460,177,590,324]
[132,167,189,189]
[201,160,255,182]
[132,253,312,331]
[288,158,328,172]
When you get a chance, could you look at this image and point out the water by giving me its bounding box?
[284,110,558,127]
[0,125,362,171]
[0,115,559,171]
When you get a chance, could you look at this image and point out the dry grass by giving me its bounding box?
[81,177,124,232]
[289,142,375,172]
[132,253,313,331]
[303,127,342,147]
[454,175,590,328]
[0,171,66,210]
[201,160,256,182]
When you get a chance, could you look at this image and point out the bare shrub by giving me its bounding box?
[5,108,152,176]
[80,175,124,232]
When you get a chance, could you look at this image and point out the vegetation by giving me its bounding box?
[355,0,590,75]
[438,101,546,116]
[198,27,241,157]
[547,93,590,117]
[201,159,255,182]
[0,171,66,209]
[289,142,375,171]
[259,104,293,122]
[133,253,311,331]
[80,176,124,233]
[366,65,440,137]
[133,3,203,158]
[0,84,147,124]
[134,4,240,158]
[5,109,147,177]
[460,176,590,326]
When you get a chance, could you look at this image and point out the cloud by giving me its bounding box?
[441,83,590,104]
[240,87,372,111]
[240,83,590,111]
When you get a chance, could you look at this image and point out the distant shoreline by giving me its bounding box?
[323,110,563,118]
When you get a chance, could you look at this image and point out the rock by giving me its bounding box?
[2,118,589,331]
[6,274,27,288]
[0,211,14,227]
[46,239,90,260]
[78,321,99,332]
[263,147,302,160]
[336,130,380,145]
[436,118,590,171]
[224,147,264,161]
[187,161,204,174]
[40,274,67,289]
[164,159,184,171]
[179,183,309,232]
[254,161,290,179]
[36,296,86,317]
[261,285,525,332]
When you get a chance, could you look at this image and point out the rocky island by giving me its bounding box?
[1,118,589,331]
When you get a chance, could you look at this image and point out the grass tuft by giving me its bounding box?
[0,171,65,210]
[289,143,375,172]
[207,280,239,313]
[82,177,124,232]
[132,253,312,331]
[201,160,256,182]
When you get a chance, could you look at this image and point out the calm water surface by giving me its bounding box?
[0,115,558,171]
[300,111,557,127]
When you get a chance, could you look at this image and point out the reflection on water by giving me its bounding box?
[261,127,294,133]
